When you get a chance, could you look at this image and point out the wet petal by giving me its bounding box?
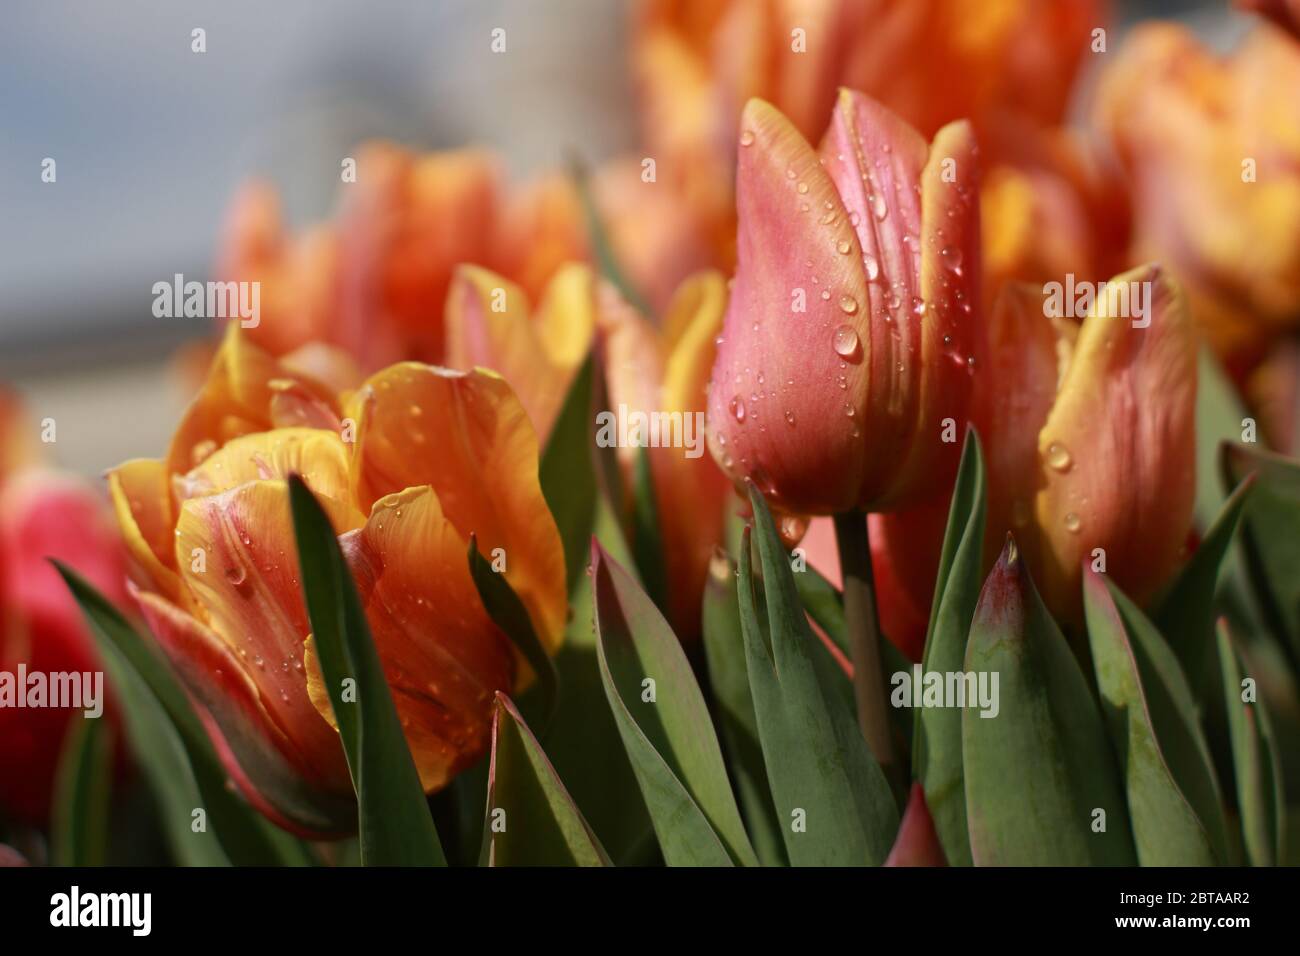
[107,458,181,601]
[1034,265,1197,617]
[307,486,516,792]
[349,364,567,654]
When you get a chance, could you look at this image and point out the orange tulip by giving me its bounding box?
[108,326,566,832]
[1091,23,1300,373]
[219,146,724,374]
[706,90,980,516]
[597,272,731,638]
[972,264,1197,620]
[443,259,731,639]
[634,0,1105,175]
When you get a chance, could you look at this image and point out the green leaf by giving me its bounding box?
[1223,443,1300,669]
[701,550,788,866]
[1085,570,1229,864]
[569,156,653,318]
[963,541,1135,865]
[51,715,112,867]
[1154,474,1256,692]
[1195,347,1249,528]
[1217,621,1285,866]
[480,693,611,866]
[913,429,986,866]
[468,535,559,734]
[57,564,311,866]
[288,474,445,866]
[629,445,669,612]
[539,353,597,595]
[593,541,756,866]
[738,486,898,866]
[793,560,912,747]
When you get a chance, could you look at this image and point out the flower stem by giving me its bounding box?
[832,511,899,788]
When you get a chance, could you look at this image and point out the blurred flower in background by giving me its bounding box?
[0,390,126,826]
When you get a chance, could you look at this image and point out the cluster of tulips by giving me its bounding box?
[3,0,1300,867]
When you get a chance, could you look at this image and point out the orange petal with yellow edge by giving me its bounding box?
[307,486,515,792]
[107,458,181,602]
[175,480,353,781]
[348,364,567,655]
[1034,265,1197,619]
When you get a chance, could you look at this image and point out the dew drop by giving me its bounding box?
[838,294,859,315]
[740,130,755,147]
[863,254,880,282]
[832,325,861,359]
[1046,441,1073,473]
[836,238,852,255]
[729,395,747,424]
[1064,512,1082,534]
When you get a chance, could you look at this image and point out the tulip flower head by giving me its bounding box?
[973,264,1197,620]
[108,326,566,833]
[707,90,981,516]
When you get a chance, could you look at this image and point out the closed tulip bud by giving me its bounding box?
[974,264,1197,620]
[707,90,980,516]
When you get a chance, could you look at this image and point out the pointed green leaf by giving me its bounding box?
[702,550,788,866]
[51,715,112,867]
[1154,474,1256,692]
[288,474,445,866]
[739,486,898,866]
[468,535,559,734]
[1085,570,1228,864]
[481,693,611,866]
[593,541,756,866]
[1223,443,1300,668]
[963,541,1135,865]
[1217,621,1285,866]
[539,353,597,595]
[630,445,669,612]
[914,429,986,866]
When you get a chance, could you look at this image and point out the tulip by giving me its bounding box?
[108,326,567,833]
[707,89,979,779]
[596,271,731,638]
[444,258,731,639]
[634,0,1104,177]
[218,146,724,375]
[1091,23,1300,373]
[972,264,1197,620]
[706,90,980,516]
[0,392,127,825]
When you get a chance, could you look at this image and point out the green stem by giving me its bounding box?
[832,511,899,788]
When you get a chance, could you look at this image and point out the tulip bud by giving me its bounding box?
[707,90,980,516]
[974,264,1197,620]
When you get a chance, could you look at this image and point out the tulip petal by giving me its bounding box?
[307,486,516,792]
[444,263,596,442]
[707,97,873,514]
[107,458,181,602]
[1035,265,1197,617]
[166,325,339,481]
[174,480,352,786]
[348,364,567,654]
[972,282,1068,569]
[132,585,353,827]
[173,427,363,531]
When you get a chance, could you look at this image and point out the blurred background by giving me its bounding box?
[0,0,1244,477]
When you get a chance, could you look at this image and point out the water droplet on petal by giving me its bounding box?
[836,238,852,255]
[1064,512,1082,533]
[730,395,747,424]
[839,294,858,314]
[832,325,861,359]
[740,130,755,147]
[1047,441,1073,472]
